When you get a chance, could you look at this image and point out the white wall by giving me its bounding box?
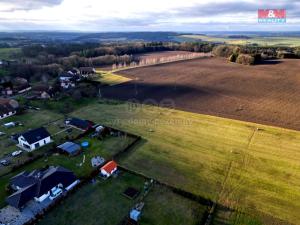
[18,136,51,152]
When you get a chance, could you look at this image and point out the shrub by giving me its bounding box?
[277,51,297,59]
[212,45,235,58]
[236,54,255,65]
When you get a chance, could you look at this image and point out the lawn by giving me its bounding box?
[71,100,300,224]
[0,133,137,207]
[181,34,300,47]
[0,109,62,157]
[0,48,21,60]
[93,69,131,86]
[140,185,206,225]
[0,68,9,77]
[38,172,204,225]
[18,97,96,114]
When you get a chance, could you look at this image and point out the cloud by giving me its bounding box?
[172,0,300,18]
[0,0,299,31]
[0,0,63,12]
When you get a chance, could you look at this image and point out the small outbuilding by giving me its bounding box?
[91,156,105,167]
[100,160,117,178]
[57,142,81,156]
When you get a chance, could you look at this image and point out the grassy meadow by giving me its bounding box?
[38,172,204,225]
[94,69,131,86]
[0,48,21,60]
[181,34,300,47]
[70,100,300,224]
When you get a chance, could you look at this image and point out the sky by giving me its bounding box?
[0,0,299,32]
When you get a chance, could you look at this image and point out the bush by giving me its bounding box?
[212,45,235,58]
[236,54,255,65]
[277,51,297,59]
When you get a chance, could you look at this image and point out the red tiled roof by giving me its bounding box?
[101,161,117,174]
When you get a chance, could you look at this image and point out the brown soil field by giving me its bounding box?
[101,57,300,130]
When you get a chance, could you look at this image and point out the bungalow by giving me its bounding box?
[100,160,118,178]
[6,166,79,209]
[0,98,19,119]
[59,72,76,89]
[18,127,51,151]
[31,85,56,99]
[65,117,94,131]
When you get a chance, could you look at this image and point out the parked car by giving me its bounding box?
[11,150,23,157]
[0,159,10,166]
[0,131,5,136]
[49,187,63,200]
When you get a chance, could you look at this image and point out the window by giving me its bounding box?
[35,143,40,149]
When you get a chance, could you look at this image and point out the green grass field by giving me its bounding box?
[0,109,62,157]
[0,48,21,60]
[70,100,300,224]
[38,172,204,225]
[181,34,300,47]
[94,69,131,86]
[140,185,206,225]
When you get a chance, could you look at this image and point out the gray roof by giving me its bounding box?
[58,142,81,155]
[7,166,77,208]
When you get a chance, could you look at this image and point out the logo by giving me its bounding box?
[258,9,286,23]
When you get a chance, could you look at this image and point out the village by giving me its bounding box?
[0,66,133,224]
[0,64,202,225]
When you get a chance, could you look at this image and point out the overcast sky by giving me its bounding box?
[0,0,299,32]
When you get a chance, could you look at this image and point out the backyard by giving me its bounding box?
[38,172,205,225]
[0,126,137,207]
[0,109,63,172]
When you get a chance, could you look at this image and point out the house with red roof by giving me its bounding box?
[100,161,117,178]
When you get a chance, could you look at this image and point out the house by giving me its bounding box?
[68,68,80,76]
[79,67,96,76]
[100,160,118,178]
[65,117,94,131]
[17,127,51,151]
[12,77,31,94]
[6,166,78,209]
[0,78,31,95]
[0,82,13,96]
[57,141,81,156]
[0,98,19,119]
[59,72,77,89]
[31,85,55,99]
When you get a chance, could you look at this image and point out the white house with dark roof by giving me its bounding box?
[17,127,51,151]
[0,98,19,119]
